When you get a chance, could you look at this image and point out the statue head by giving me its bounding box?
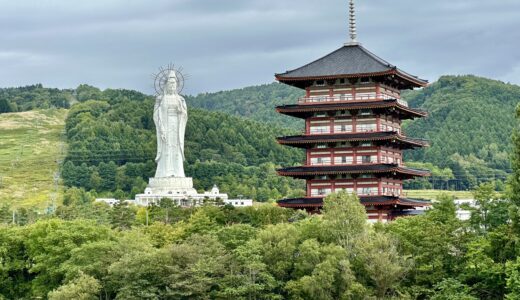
[165,70,178,95]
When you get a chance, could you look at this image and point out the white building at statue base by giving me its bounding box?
[134,176,229,207]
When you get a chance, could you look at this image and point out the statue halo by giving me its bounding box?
[153,63,186,95]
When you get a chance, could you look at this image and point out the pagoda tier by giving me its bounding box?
[275,44,427,89]
[278,196,429,221]
[276,99,427,120]
[278,196,430,209]
[277,164,430,179]
[277,131,428,150]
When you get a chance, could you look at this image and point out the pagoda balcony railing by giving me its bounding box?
[310,191,402,197]
[305,162,404,167]
[297,94,407,106]
[306,129,401,135]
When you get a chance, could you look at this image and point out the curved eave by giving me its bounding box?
[276,100,427,120]
[277,196,431,208]
[275,69,427,89]
[277,132,429,149]
[277,164,431,179]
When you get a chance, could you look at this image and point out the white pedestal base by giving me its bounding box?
[134,177,228,207]
[146,177,198,195]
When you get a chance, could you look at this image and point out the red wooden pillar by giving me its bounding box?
[376,116,381,131]
[376,83,381,99]
[306,87,311,97]
[305,119,310,134]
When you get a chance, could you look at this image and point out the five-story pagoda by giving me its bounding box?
[275,0,431,222]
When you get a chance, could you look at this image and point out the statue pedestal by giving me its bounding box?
[134,177,229,207]
[146,177,198,195]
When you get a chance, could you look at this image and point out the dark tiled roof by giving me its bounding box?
[275,44,427,87]
[277,196,431,208]
[276,99,427,119]
[277,164,430,178]
[277,131,428,149]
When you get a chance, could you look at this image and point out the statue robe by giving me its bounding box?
[153,88,187,178]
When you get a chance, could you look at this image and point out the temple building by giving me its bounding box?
[275,0,431,222]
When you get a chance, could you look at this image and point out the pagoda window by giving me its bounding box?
[361,155,372,164]
[311,157,331,165]
[360,174,374,179]
[336,142,351,148]
[310,125,330,134]
[336,78,347,85]
[334,187,354,194]
[336,110,350,116]
[315,80,326,86]
[358,187,377,195]
[339,174,352,179]
[316,175,328,180]
[311,188,332,196]
[359,109,372,116]
[314,112,327,117]
[334,124,353,133]
[334,156,353,165]
[356,123,376,132]
[361,142,372,147]
[360,77,370,84]
[316,144,327,149]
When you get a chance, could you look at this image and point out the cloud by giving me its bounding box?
[0,0,518,94]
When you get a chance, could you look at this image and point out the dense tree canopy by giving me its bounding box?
[0,84,72,112]
[404,75,517,188]
[186,83,304,130]
[1,185,519,299]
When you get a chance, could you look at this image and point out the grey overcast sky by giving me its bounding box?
[0,0,519,95]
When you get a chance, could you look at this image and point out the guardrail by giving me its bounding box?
[297,94,407,106]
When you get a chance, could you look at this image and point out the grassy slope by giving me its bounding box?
[0,109,67,208]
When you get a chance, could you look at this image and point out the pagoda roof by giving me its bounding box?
[277,164,430,179]
[277,131,428,149]
[277,195,431,208]
[275,44,427,89]
[276,99,427,119]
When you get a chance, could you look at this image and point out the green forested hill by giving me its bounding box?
[186,83,304,130]
[403,75,518,187]
[189,76,519,188]
[0,84,73,112]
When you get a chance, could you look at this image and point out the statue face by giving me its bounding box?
[165,71,178,94]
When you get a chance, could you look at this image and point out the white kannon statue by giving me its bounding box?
[153,70,188,178]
